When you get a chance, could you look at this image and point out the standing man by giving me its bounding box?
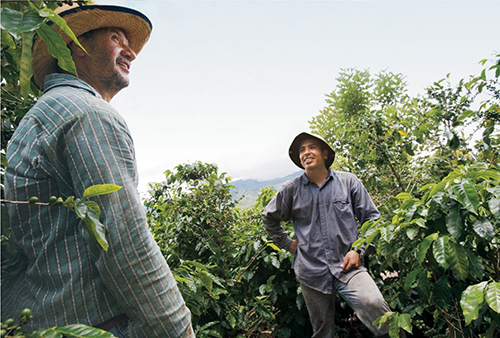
[2,4,194,337]
[262,132,391,337]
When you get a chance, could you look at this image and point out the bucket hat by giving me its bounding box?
[32,3,152,88]
[289,132,335,169]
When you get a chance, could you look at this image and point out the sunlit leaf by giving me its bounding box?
[83,184,122,199]
[20,30,34,98]
[85,200,101,218]
[398,313,412,334]
[0,7,44,40]
[433,236,449,269]
[453,182,479,214]
[38,7,87,52]
[33,328,63,338]
[82,209,108,251]
[55,324,115,338]
[472,218,495,240]
[486,282,500,313]
[35,23,77,76]
[489,198,500,219]
[461,281,487,325]
[74,199,88,219]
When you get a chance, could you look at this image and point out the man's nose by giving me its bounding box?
[122,45,137,61]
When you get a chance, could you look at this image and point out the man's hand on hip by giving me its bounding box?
[340,250,361,271]
[288,239,298,254]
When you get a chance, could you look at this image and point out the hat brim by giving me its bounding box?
[32,5,152,88]
[289,132,335,169]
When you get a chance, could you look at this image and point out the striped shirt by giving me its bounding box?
[262,170,380,293]
[3,74,194,337]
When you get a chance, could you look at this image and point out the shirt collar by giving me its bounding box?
[42,73,102,99]
[300,169,334,186]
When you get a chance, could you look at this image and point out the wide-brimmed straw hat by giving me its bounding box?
[32,3,152,88]
[289,132,335,169]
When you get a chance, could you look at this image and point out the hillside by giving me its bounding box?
[230,171,302,208]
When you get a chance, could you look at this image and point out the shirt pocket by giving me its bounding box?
[331,200,355,222]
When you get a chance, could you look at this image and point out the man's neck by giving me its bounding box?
[305,167,329,186]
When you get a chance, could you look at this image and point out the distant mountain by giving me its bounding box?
[230,171,303,208]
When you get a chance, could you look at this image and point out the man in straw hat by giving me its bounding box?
[262,132,394,337]
[3,3,194,337]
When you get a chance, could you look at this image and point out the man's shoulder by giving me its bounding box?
[330,170,363,186]
[277,174,304,193]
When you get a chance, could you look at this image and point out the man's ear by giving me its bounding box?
[323,149,329,160]
[68,40,87,57]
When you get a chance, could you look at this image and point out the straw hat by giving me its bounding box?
[32,3,152,88]
[289,132,335,169]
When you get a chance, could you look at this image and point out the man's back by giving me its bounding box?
[3,74,193,337]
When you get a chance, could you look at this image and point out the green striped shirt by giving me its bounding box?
[3,74,194,337]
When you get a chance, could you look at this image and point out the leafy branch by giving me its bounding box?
[1,184,122,251]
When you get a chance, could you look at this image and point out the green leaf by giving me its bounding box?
[486,282,500,313]
[472,218,495,240]
[433,236,449,269]
[461,281,488,325]
[388,314,400,338]
[226,313,236,329]
[457,109,475,121]
[433,276,452,308]
[467,251,485,280]
[20,30,34,98]
[445,203,462,239]
[0,7,44,40]
[447,242,469,280]
[85,200,101,218]
[199,273,213,292]
[448,132,460,150]
[489,198,500,219]
[37,8,87,52]
[417,233,438,264]
[35,23,77,76]
[453,182,479,214]
[398,313,412,334]
[82,209,109,251]
[405,268,422,290]
[83,184,122,199]
[33,328,64,338]
[74,199,88,220]
[55,324,115,337]
[372,311,395,329]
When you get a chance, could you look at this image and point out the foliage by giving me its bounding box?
[1,0,89,153]
[145,162,312,337]
[1,308,115,338]
[1,184,122,254]
[309,58,499,214]
[355,163,500,337]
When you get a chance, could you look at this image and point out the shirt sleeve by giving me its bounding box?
[349,174,381,255]
[261,186,294,251]
[61,107,194,337]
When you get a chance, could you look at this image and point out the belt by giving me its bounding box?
[96,313,129,331]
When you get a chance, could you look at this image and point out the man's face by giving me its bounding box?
[79,28,136,95]
[299,138,328,170]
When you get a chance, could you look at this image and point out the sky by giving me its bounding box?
[98,0,499,194]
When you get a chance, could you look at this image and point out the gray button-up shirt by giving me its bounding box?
[262,170,380,293]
